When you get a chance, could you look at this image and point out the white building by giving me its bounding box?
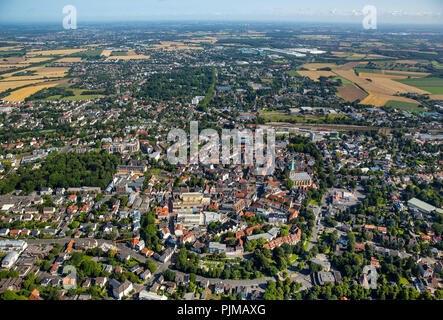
[113,280,133,300]
[1,251,19,269]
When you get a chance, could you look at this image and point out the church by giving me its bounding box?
[288,159,312,188]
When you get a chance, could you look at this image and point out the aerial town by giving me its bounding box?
[0,11,442,302]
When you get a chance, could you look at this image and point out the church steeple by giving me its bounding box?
[290,158,295,171]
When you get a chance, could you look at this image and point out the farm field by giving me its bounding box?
[147,41,204,50]
[333,69,429,104]
[359,72,408,80]
[1,66,69,81]
[334,76,352,85]
[26,49,87,56]
[0,79,48,92]
[384,100,424,113]
[55,57,83,63]
[106,54,150,60]
[297,70,335,81]
[360,93,419,107]
[100,49,113,57]
[286,70,301,77]
[337,84,368,102]
[429,94,443,100]
[2,80,62,102]
[300,63,335,70]
[395,77,443,94]
[300,61,429,106]
[260,111,348,123]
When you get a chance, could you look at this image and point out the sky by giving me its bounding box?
[0,0,442,25]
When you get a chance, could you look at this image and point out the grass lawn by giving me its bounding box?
[384,100,424,113]
[399,277,409,285]
[303,238,310,251]
[334,76,352,85]
[289,254,298,264]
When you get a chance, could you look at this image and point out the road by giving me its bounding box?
[306,204,323,252]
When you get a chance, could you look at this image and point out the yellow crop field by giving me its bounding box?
[56,57,83,63]
[3,81,61,102]
[148,41,204,51]
[298,70,335,81]
[0,46,23,51]
[25,57,52,63]
[106,55,150,61]
[0,79,48,92]
[0,57,26,64]
[360,94,420,107]
[1,66,69,82]
[429,95,443,100]
[100,49,113,57]
[27,49,86,56]
[336,61,365,71]
[396,60,419,65]
[0,64,29,69]
[187,37,217,44]
[359,73,408,80]
[333,69,430,96]
[381,70,430,76]
[329,64,428,107]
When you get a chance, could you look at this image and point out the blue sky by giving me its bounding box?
[0,0,442,24]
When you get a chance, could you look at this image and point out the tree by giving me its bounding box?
[145,259,157,273]
[80,260,100,277]
[1,290,27,300]
[309,262,323,274]
[162,269,176,282]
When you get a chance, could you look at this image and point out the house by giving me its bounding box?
[29,289,43,300]
[139,290,168,300]
[213,282,224,294]
[140,269,151,280]
[116,252,131,262]
[156,248,173,263]
[113,280,133,300]
[135,240,145,251]
[95,277,108,288]
[82,279,91,288]
[102,264,113,274]
[50,263,60,275]
[62,276,76,290]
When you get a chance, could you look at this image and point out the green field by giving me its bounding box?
[260,111,348,123]
[334,76,352,85]
[39,92,102,101]
[432,60,443,69]
[286,70,301,77]
[110,50,128,56]
[384,100,424,113]
[396,77,443,94]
